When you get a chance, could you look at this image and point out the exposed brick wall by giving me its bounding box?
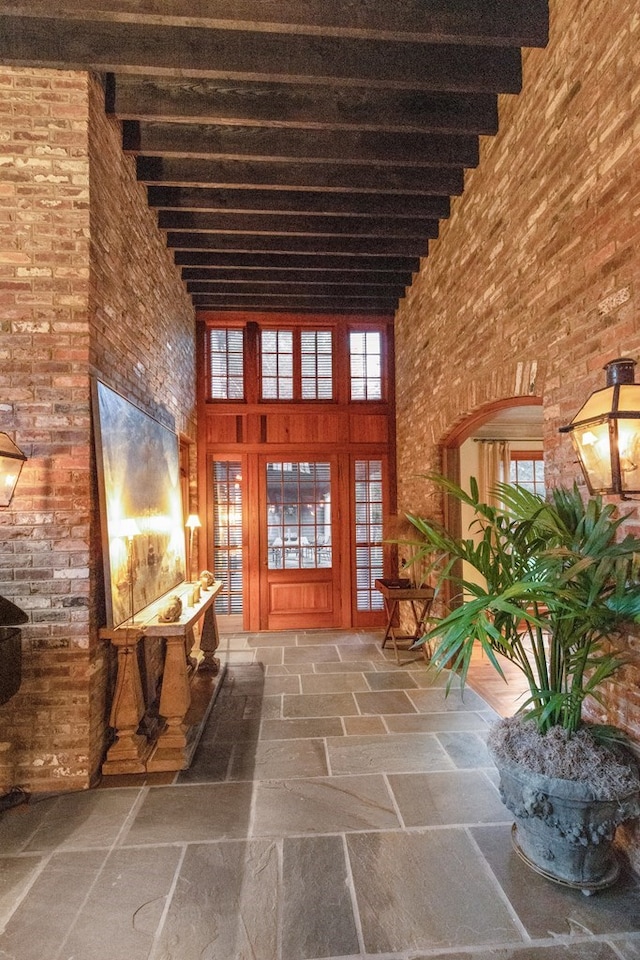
[394,0,640,866]
[0,67,195,793]
[0,67,93,792]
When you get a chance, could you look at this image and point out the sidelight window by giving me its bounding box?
[212,461,244,615]
[354,460,384,610]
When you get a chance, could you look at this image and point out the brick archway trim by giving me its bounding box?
[436,359,546,450]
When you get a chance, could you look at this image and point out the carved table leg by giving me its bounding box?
[199,604,221,674]
[102,631,151,774]
[147,634,192,771]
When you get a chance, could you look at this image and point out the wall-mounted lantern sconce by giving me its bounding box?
[0,434,27,507]
[185,514,202,583]
[559,357,640,499]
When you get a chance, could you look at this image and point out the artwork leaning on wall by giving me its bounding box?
[92,379,187,627]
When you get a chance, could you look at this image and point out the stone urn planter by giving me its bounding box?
[492,751,640,893]
[401,477,640,891]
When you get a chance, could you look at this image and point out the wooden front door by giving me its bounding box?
[259,458,342,630]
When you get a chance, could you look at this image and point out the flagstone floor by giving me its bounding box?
[1,628,639,960]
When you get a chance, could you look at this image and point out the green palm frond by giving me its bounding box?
[398,475,640,735]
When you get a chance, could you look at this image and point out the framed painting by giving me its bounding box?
[92,379,186,627]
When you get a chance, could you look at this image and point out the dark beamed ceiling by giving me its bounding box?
[1,1,548,316]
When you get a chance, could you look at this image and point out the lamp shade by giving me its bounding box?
[185,514,202,530]
[0,433,27,507]
[117,518,141,540]
[560,358,640,497]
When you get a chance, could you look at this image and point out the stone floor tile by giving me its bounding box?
[177,739,233,783]
[263,674,302,695]
[0,797,56,854]
[411,944,623,959]
[313,659,378,673]
[384,711,491,733]
[248,646,283,665]
[265,662,315,675]
[471,824,640,938]
[228,738,328,781]
[300,672,369,694]
[0,854,45,930]
[242,694,282,719]
[347,828,524,953]
[408,685,489,713]
[435,730,494,768]
[252,774,399,836]
[326,732,454,775]
[151,840,279,960]
[387,770,508,827]
[364,670,420,691]
[62,845,182,960]
[124,783,254,844]
[0,850,108,960]
[410,667,454,687]
[225,667,266,695]
[283,645,341,663]
[354,689,418,714]
[260,716,344,740]
[212,718,262,742]
[246,632,299,646]
[23,787,142,852]
[612,940,640,958]
[377,652,431,671]
[282,835,360,960]
[224,650,258,664]
[343,715,387,736]
[282,691,359,718]
[339,642,388,661]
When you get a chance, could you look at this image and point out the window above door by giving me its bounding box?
[203,317,390,406]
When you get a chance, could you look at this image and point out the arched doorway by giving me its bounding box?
[440,397,543,716]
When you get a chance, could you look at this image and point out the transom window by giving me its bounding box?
[208,329,244,400]
[261,330,294,400]
[301,330,333,399]
[261,328,333,401]
[350,330,382,400]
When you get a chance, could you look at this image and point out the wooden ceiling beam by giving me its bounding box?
[191,294,400,311]
[147,187,451,220]
[182,268,413,285]
[125,122,479,168]
[137,157,465,195]
[167,234,428,256]
[174,252,420,272]
[158,211,439,239]
[1,2,548,47]
[110,77,499,135]
[0,18,522,93]
[187,281,408,298]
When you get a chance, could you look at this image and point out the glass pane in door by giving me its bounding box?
[267,462,331,569]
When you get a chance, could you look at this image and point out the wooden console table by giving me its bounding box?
[375,578,435,663]
[99,580,222,775]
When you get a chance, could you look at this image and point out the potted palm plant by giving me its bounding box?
[403,476,640,893]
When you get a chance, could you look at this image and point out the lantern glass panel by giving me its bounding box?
[571,419,612,493]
